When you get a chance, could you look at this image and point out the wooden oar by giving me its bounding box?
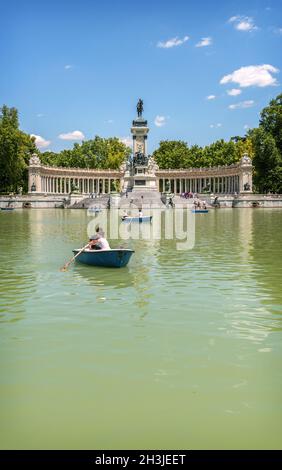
[60,243,89,272]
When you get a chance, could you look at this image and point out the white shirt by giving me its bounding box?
[99,237,110,250]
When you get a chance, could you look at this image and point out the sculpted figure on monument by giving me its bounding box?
[148,156,159,174]
[133,151,148,166]
[136,99,144,117]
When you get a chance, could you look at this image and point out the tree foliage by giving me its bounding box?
[40,137,131,170]
[0,105,36,193]
[259,94,282,154]
[247,93,282,193]
[153,138,247,169]
[249,128,282,193]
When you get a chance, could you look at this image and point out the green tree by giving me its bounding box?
[40,136,130,170]
[152,140,190,169]
[249,127,281,193]
[0,105,36,193]
[234,137,254,160]
[259,93,282,154]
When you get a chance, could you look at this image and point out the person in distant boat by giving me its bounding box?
[138,209,143,218]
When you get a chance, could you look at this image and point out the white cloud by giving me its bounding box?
[154,115,166,127]
[228,16,239,23]
[157,35,189,48]
[106,119,114,123]
[206,95,216,100]
[228,15,258,32]
[31,134,51,149]
[36,113,44,118]
[58,130,85,140]
[119,136,132,147]
[64,64,73,70]
[273,27,282,35]
[227,88,242,96]
[220,64,279,88]
[229,100,255,110]
[244,124,249,129]
[196,37,212,47]
[210,123,222,128]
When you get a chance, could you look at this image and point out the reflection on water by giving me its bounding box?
[0,208,282,449]
[73,264,136,289]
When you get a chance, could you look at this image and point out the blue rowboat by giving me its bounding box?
[72,248,134,267]
[1,207,15,211]
[121,216,152,223]
[191,209,209,213]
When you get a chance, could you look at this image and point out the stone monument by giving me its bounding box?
[28,154,42,193]
[123,99,158,191]
[239,153,253,193]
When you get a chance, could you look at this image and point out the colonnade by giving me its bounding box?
[157,175,240,194]
[40,176,121,194]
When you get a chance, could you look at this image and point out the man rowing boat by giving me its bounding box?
[88,230,110,250]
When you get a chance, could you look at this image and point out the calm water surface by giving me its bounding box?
[0,209,281,449]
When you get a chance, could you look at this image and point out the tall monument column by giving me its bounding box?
[126,99,158,191]
[131,98,149,157]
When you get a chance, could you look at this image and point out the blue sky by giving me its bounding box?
[1,0,282,153]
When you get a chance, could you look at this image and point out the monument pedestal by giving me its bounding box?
[126,106,159,192]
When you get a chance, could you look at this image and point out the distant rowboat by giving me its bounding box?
[1,207,15,211]
[72,248,134,267]
[121,216,152,223]
[191,209,209,213]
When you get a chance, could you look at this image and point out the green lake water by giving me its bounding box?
[0,208,281,449]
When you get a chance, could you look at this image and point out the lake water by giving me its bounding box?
[0,208,281,449]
